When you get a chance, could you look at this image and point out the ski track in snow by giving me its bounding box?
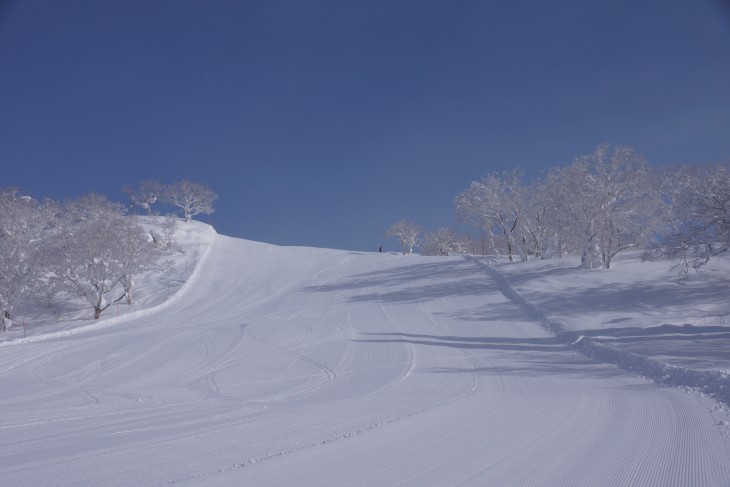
[1,231,730,486]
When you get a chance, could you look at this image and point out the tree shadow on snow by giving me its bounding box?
[303,259,499,307]
[498,264,580,287]
[357,332,625,379]
[576,324,730,369]
[523,277,728,317]
[357,331,563,352]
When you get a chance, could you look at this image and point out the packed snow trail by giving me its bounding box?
[1,234,729,486]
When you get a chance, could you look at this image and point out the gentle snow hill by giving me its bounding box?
[1,230,730,486]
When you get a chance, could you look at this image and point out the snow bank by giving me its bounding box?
[569,335,730,405]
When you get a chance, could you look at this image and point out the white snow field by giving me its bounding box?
[2,224,730,486]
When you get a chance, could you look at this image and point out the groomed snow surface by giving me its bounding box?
[2,223,730,486]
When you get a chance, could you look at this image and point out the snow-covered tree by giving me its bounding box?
[49,194,163,319]
[49,196,124,319]
[545,145,657,269]
[596,146,654,268]
[123,180,164,215]
[164,180,218,223]
[55,221,122,319]
[150,214,180,255]
[0,189,58,328]
[421,227,467,256]
[545,161,600,268]
[64,192,126,222]
[386,220,423,255]
[116,216,166,305]
[0,188,170,325]
[646,162,730,273]
[455,170,525,261]
[538,169,577,258]
[520,178,561,259]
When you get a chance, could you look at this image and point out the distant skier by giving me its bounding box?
[379,246,383,253]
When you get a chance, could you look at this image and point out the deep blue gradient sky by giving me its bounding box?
[2,1,730,251]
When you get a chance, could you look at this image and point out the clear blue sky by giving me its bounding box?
[2,0,730,251]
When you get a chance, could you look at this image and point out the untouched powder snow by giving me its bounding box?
[1,232,730,486]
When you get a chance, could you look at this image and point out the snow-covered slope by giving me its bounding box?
[1,233,729,486]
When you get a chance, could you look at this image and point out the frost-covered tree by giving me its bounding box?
[49,196,125,319]
[0,189,58,329]
[422,227,456,256]
[547,145,656,269]
[64,192,126,222]
[595,146,656,268]
[547,162,600,268]
[0,189,169,325]
[0,189,32,324]
[386,220,423,255]
[421,228,468,256]
[164,180,218,223]
[646,162,730,273]
[56,222,122,318]
[49,194,163,319]
[538,169,577,258]
[520,178,561,259]
[455,169,525,261]
[116,216,166,305]
[150,214,180,255]
[123,180,164,215]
